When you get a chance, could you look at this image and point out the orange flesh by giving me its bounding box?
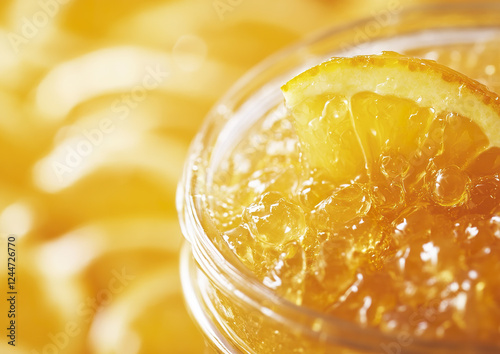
[211,58,500,345]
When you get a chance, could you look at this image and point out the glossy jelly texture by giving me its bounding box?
[211,85,500,345]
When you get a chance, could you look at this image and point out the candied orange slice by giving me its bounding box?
[282,52,500,188]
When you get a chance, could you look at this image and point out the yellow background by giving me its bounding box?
[0,0,496,353]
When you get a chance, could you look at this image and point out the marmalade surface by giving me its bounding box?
[209,48,500,346]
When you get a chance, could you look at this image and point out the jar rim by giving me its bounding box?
[177,4,500,352]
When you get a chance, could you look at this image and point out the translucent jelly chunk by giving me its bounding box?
[313,183,371,228]
[370,180,405,214]
[379,151,411,179]
[263,242,307,305]
[224,225,257,268]
[429,165,471,207]
[298,170,337,210]
[310,235,359,306]
[391,206,436,246]
[243,191,306,247]
[466,175,500,214]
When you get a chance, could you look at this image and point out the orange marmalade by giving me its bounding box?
[208,48,500,349]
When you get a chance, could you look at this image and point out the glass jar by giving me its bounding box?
[177,4,500,353]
